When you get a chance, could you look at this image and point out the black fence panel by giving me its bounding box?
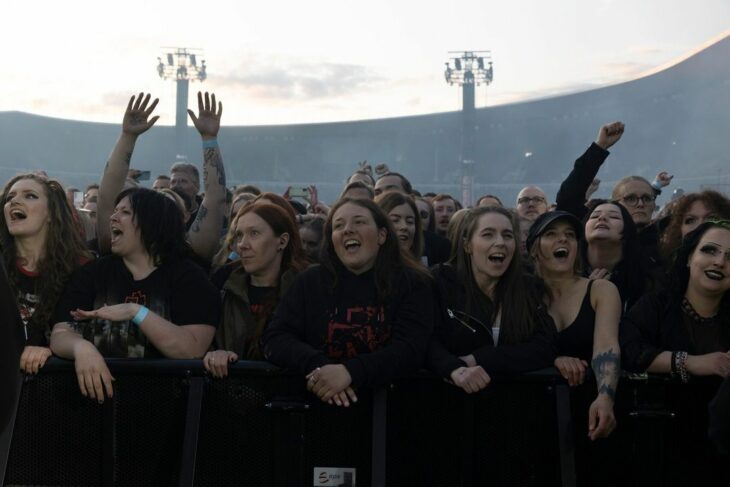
[4,360,727,487]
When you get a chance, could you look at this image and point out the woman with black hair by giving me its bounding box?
[427,206,557,394]
[582,200,652,311]
[204,203,308,377]
[622,220,730,376]
[50,188,220,402]
[262,198,434,406]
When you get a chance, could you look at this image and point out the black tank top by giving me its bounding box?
[556,280,595,362]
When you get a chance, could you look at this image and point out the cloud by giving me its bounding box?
[215,61,385,101]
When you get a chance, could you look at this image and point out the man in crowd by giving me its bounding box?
[170,163,202,228]
[515,186,548,222]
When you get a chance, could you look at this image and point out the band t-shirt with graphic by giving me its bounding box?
[53,256,220,358]
[15,264,43,345]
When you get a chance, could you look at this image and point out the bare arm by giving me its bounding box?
[97,94,160,253]
[587,279,621,440]
[71,303,216,359]
[187,91,227,263]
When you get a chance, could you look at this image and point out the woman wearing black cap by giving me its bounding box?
[527,211,621,441]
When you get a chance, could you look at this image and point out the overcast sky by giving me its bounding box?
[2,0,728,126]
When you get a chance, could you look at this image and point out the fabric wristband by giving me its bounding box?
[651,180,662,191]
[132,306,149,326]
[202,138,218,149]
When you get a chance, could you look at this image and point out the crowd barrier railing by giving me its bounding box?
[3,359,723,487]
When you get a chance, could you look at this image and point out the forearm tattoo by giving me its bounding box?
[191,204,208,234]
[203,147,226,187]
[592,348,620,399]
[124,151,132,166]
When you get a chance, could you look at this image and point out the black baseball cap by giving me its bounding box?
[526,211,583,253]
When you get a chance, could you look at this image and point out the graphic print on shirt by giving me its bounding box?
[326,305,391,359]
[72,287,164,359]
[17,291,39,332]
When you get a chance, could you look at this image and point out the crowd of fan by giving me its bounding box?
[3,92,730,457]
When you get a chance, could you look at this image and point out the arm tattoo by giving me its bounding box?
[203,147,226,187]
[592,348,620,400]
[123,151,132,166]
[191,204,208,234]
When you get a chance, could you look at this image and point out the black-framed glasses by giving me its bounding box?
[621,194,655,206]
[517,196,546,205]
[446,308,489,333]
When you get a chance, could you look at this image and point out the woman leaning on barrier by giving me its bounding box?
[426,206,558,395]
[527,211,621,441]
[1,173,92,374]
[50,188,220,402]
[203,203,307,377]
[262,198,434,407]
[621,220,730,379]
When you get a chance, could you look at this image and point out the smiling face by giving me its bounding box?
[331,202,386,274]
[681,200,717,237]
[388,203,416,252]
[235,211,286,277]
[533,221,578,275]
[109,196,144,258]
[3,178,50,241]
[687,227,730,296]
[585,203,624,243]
[466,212,516,289]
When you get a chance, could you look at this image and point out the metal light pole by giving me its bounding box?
[444,51,493,206]
[157,47,207,160]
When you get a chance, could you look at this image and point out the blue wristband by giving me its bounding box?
[202,138,218,149]
[132,306,149,326]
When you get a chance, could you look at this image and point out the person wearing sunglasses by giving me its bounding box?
[427,206,557,394]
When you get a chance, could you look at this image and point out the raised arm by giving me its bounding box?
[187,91,227,263]
[588,279,621,440]
[555,122,623,219]
[97,94,159,253]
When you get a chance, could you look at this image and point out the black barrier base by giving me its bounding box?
[5,360,727,487]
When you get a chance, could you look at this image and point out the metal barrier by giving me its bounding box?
[4,359,724,487]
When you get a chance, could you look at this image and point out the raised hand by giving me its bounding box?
[122,93,160,136]
[595,122,625,150]
[653,171,674,188]
[187,91,222,140]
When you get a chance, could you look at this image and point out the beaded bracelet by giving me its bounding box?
[674,351,689,383]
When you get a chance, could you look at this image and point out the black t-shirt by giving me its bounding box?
[53,256,220,358]
[15,264,41,343]
[247,284,276,321]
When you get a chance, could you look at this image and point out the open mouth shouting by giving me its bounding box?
[110,225,123,245]
[8,208,27,222]
[488,252,506,264]
[344,239,361,252]
[553,247,570,260]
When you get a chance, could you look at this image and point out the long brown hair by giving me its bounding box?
[453,206,548,345]
[0,174,92,336]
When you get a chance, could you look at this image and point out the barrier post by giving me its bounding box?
[555,383,576,487]
[371,387,387,487]
[179,376,205,487]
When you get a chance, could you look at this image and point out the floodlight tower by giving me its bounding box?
[157,47,207,160]
[444,51,493,206]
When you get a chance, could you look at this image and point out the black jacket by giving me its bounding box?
[426,264,558,379]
